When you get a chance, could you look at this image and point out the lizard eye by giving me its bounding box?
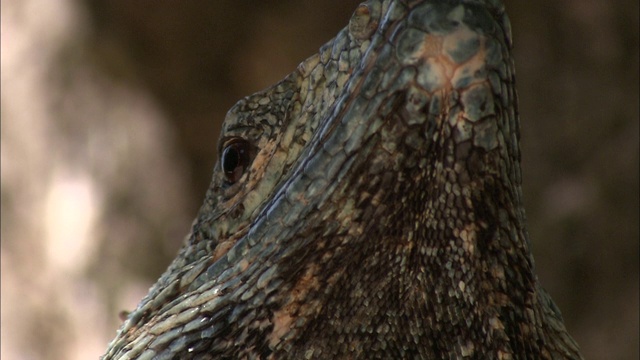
[221,138,253,184]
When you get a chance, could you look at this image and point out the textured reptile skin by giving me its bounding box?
[103,1,583,358]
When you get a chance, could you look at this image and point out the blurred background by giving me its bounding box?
[1,0,637,359]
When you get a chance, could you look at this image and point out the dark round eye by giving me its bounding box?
[221,138,252,184]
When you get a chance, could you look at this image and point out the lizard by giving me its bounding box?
[102,0,584,358]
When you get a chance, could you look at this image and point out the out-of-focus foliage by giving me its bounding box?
[1,0,637,359]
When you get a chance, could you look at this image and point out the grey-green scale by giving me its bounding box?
[103,0,584,359]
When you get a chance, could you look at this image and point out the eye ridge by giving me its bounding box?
[220,137,253,184]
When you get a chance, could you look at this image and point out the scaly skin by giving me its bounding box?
[103,0,583,358]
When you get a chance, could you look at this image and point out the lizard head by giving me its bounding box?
[103,1,581,359]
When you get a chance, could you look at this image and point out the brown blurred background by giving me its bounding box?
[1,0,638,359]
